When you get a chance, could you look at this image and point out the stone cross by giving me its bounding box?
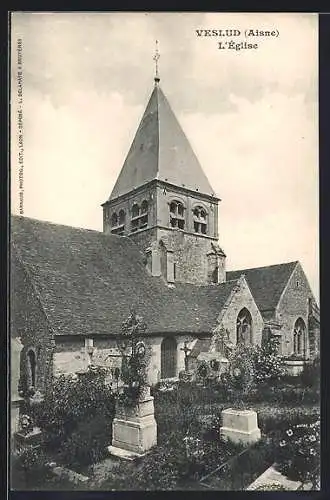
[180,341,192,372]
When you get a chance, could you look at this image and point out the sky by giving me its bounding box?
[10,12,319,301]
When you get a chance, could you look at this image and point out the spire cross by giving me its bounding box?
[153,40,160,83]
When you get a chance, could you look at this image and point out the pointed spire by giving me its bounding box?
[153,40,160,85]
[107,84,217,201]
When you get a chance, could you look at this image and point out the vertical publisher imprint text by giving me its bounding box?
[17,38,24,215]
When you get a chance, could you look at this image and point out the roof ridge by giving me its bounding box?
[11,214,102,233]
[11,214,134,240]
[228,261,298,273]
[174,279,238,289]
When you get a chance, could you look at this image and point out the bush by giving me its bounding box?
[11,446,52,489]
[300,357,320,388]
[218,340,285,405]
[30,366,116,462]
[97,430,242,490]
[59,414,112,468]
[244,383,320,406]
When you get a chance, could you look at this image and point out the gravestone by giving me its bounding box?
[109,386,157,459]
[109,318,157,459]
[220,408,261,445]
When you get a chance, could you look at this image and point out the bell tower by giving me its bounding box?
[102,42,225,285]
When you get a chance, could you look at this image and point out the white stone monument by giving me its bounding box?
[220,408,261,445]
[108,386,157,459]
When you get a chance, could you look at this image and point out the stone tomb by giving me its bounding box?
[15,426,43,449]
[220,408,261,445]
[108,387,157,459]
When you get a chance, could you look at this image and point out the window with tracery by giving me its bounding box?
[293,318,306,356]
[131,200,149,232]
[236,308,252,345]
[111,209,126,235]
[193,206,207,234]
[169,201,185,230]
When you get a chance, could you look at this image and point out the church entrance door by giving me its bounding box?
[161,337,177,379]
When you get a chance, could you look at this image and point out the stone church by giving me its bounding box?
[11,74,320,398]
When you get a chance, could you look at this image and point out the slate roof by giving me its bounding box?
[227,261,298,316]
[108,84,216,201]
[11,216,236,337]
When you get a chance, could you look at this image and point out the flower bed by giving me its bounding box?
[275,420,320,484]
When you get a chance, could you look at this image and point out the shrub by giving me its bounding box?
[59,414,112,468]
[98,430,242,490]
[300,357,320,388]
[11,446,52,489]
[220,340,285,406]
[31,366,116,455]
[253,339,286,385]
[245,383,320,406]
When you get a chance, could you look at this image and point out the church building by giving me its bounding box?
[11,71,320,397]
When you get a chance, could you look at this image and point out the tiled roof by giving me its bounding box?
[227,261,298,316]
[11,216,236,337]
[189,338,212,358]
[107,84,216,201]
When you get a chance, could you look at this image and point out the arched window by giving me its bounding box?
[141,200,148,214]
[132,204,140,218]
[119,209,126,226]
[111,212,118,227]
[140,200,148,229]
[293,318,306,356]
[193,206,207,234]
[111,210,125,235]
[236,308,253,345]
[169,200,185,230]
[27,349,36,388]
[131,201,149,232]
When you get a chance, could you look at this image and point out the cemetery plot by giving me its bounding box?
[11,312,320,491]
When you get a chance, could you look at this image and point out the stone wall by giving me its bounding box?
[103,183,157,237]
[103,180,223,285]
[156,228,219,285]
[155,184,218,239]
[54,334,195,385]
[53,337,121,376]
[216,278,264,347]
[11,253,54,394]
[275,263,317,358]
